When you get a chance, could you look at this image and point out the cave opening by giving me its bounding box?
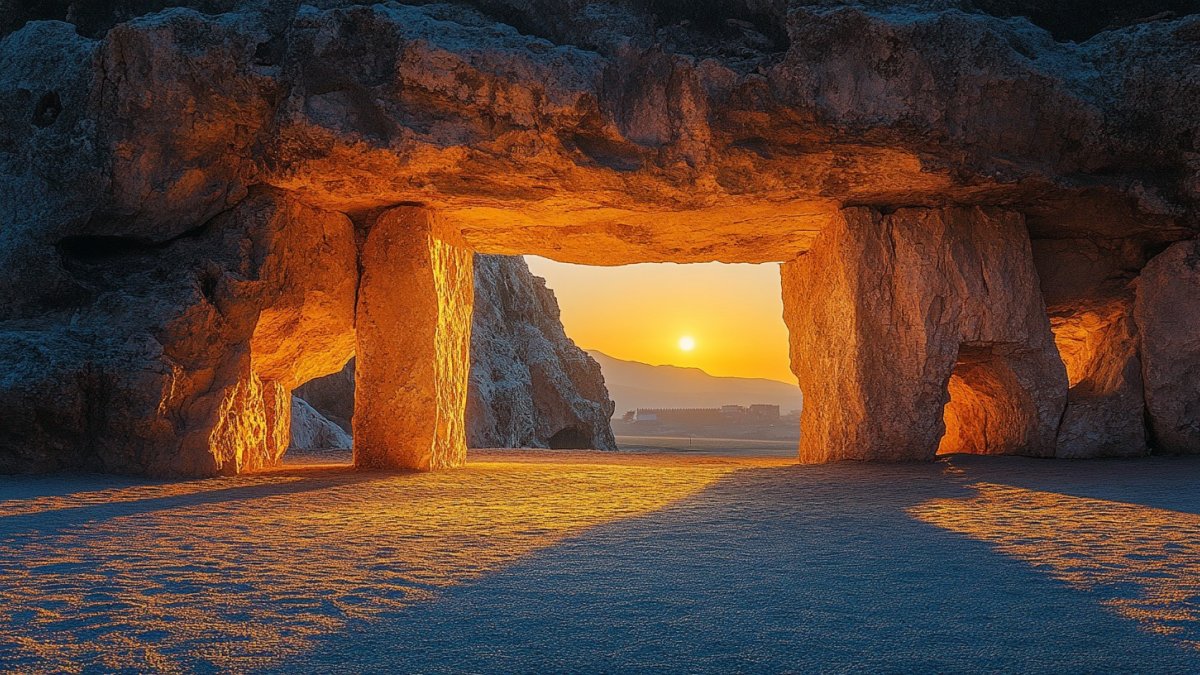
[937,344,1042,457]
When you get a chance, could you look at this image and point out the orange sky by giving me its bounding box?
[524,257,795,383]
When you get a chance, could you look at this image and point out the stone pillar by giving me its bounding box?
[354,206,474,471]
[781,206,1066,463]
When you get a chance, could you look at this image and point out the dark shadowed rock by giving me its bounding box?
[1136,239,1200,453]
[289,396,352,452]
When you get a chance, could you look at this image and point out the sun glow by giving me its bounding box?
[522,257,794,382]
[678,335,696,352]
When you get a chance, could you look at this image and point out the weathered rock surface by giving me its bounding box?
[294,256,618,452]
[354,206,474,471]
[2,1,1199,474]
[1136,240,1200,453]
[783,207,1067,462]
[469,255,616,450]
[0,188,356,475]
[289,396,352,452]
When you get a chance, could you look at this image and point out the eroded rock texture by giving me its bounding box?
[1136,240,1200,453]
[0,188,356,475]
[354,206,474,471]
[1033,239,1149,457]
[469,256,617,450]
[289,396,352,453]
[2,0,1199,474]
[783,207,1067,463]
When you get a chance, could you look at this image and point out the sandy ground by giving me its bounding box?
[2,450,1200,672]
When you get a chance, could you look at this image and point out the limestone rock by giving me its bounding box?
[1032,239,1148,457]
[783,206,1067,462]
[1136,240,1200,453]
[1050,297,1148,458]
[293,359,355,431]
[0,189,356,476]
[289,396,352,452]
[2,1,1199,475]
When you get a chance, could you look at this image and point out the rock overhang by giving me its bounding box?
[2,1,1200,475]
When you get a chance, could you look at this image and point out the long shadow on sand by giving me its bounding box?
[0,465,370,535]
[287,459,1200,673]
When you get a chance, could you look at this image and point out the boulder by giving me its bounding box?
[1136,240,1200,453]
[289,396,352,452]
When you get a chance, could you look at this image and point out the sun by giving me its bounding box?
[678,335,696,352]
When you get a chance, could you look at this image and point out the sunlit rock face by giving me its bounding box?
[1136,240,1200,454]
[2,1,1199,474]
[783,207,1067,462]
[0,188,356,476]
[293,255,617,452]
[354,206,474,471]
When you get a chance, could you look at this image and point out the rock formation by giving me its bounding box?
[293,255,618,452]
[289,396,352,453]
[782,207,1067,462]
[467,255,616,450]
[1136,240,1200,454]
[0,1,1197,475]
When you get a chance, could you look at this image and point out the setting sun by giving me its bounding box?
[678,335,696,352]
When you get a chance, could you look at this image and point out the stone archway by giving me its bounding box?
[2,3,1198,477]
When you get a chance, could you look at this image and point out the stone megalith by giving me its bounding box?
[782,207,1067,463]
[1136,240,1200,453]
[354,206,474,471]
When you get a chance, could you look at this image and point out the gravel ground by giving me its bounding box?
[2,451,1199,672]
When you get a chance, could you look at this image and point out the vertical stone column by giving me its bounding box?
[781,206,1066,463]
[354,206,474,471]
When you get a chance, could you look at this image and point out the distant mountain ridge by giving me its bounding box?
[587,350,803,416]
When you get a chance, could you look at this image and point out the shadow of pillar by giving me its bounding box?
[354,206,474,471]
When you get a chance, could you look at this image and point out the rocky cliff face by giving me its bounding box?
[468,255,616,450]
[0,1,1197,475]
[293,255,616,452]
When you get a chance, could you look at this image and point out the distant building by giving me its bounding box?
[636,408,723,424]
[748,404,781,420]
[634,405,781,425]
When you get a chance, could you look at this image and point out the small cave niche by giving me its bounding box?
[937,344,1035,456]
[31,91,62,128]
[547,425,591,449]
